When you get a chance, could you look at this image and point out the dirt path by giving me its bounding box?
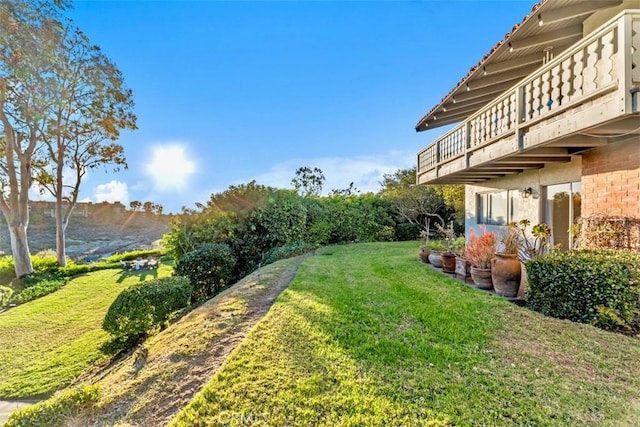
[81,254,310,426]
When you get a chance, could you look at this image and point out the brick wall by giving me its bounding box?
[581,138,640,218]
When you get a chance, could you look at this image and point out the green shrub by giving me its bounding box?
[9,274,67,305]
[102,276,192,341]
[395,222,421,241]
[5,384,100,427]
[0,285,12,307]
[526,250,640,333]
[31,250,60,273]
[262,242,318,265]
[175,243,236,300]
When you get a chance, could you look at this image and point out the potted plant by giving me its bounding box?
[436,223,457,273]
[491,225,521,297]
[463,226,496,289]
[418,226,431,263]
[511,219,552,298]
[452,236,471,281]
[426,240,446,267]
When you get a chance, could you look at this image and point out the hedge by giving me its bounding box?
[526,250,640,333]
[175,243,236,301]
[102,276,192,340]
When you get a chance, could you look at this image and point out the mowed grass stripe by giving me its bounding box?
[172,243,504,426]
[0,265,173,398]
[173,242,640,426]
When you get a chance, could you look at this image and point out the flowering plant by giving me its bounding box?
[463,226,497,269]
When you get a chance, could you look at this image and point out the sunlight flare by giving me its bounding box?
[144,144,196,191]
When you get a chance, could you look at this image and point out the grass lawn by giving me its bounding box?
[0,263,173,399]
[173,242,640,426]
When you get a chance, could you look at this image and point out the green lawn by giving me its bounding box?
[173,242,640,426]
[0,264,173,398]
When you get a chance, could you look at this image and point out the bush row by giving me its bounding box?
[526,250,640,334]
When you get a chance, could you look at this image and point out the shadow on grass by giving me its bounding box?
[114,268,159,284]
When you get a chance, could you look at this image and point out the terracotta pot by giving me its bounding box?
[441,252,456,273]
[470,266,493,290]
[491,253,521,297]
[428,251,443,268]
[419,248,431,264]
[455,257,471,280]
[517,260,528,299]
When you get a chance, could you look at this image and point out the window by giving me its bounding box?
[545,182,581,250]
[477,190,519,225]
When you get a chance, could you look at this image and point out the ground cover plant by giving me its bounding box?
[0,261,173,398]
[174,242,640,426]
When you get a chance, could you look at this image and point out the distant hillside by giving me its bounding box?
[0,206,172,260]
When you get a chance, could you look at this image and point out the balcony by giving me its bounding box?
[417,10,640,185]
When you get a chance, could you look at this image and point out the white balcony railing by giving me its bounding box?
[417,9,640,183]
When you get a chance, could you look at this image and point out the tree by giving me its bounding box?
[31,22,135,266]
[379,167,458,232]
[1,0,135,269]
[143,201,154,215]
[0,0,70,276]
[291,166,325,197]
[129,200,142,211]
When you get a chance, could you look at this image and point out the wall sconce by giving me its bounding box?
[521,187,533,199]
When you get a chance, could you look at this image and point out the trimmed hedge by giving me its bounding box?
[175,243,236,301]
[102,276,192,340]
[526,250,640,333]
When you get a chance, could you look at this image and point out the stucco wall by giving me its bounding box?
[465,156,582,240]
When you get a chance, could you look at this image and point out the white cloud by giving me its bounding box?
[93,180,129,204]
[144,144,196,191]
[252,150,415,194]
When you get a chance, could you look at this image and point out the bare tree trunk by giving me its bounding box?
[55,200,67,267]
[0,78,35,277]
[54,149,68,267]
[7,220,33,278]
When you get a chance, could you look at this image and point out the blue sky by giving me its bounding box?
[62,0,535,213]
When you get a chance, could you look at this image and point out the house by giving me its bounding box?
[416,0,640,250]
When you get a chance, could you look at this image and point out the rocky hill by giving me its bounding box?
[0,209,172,260]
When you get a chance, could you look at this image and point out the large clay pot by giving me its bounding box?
[419,248,431,264]
[455,257,471,281]
[428,251,443,268]
[517,260,528,299]
[441,253,456,273]
[470,266,493,290]
[491,253,521,297]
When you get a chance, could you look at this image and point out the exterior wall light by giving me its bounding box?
[521,187,533,199]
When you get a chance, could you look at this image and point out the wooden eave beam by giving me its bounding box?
[482,53,544,75]
[496,156,571,163]
[508,25,583,51]
[449,80,518,105]
[441,93,499,114]
[537,1,622,26]
[468,70,530,91]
